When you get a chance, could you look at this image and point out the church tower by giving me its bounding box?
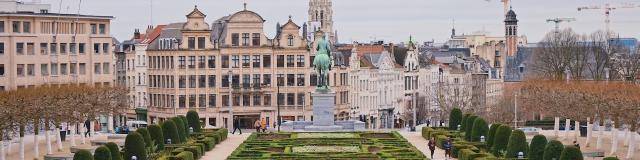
[504,7,518,56]
[309,0,335,44]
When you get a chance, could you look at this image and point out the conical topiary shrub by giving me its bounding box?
[73,149,94,160]
[528,135,548,160]
[471,117,489,142]
[172,117,187,142]
[148,124,164,151]
[135,128,152,148]
[465,115,478,141]
[487,123,502,148]
[124,132,147,160]
[94,146,112,160]
[187,110,202,133]
[178,115,189,135]
[506,129,528,158]
[559,146,583,160]
[105,142,122,160]
[543,140,564,160]
[449,108,463,130]
[461,114,470,131]
[492,125,512,156]
[162,119,181,144]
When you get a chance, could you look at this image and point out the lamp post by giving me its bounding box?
[189,127,193,135]
[228,70,233,132]
[131,156,137,160]
[277,85,281,132]
[517,152,524,159]
[166,139,171,145]
[481,136,486,143]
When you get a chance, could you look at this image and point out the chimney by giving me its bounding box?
[146,25,154,34]
[134,29,141,39]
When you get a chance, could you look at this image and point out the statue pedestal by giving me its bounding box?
[311,92,337,126]
[281,91,365,132]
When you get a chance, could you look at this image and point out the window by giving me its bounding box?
[208,75,216,88]
[199,94,206,108]
[242,33,250,46]
[222,95,229,106]
[59,43,67,55]
[178,56,186,68]
[98,24,106,34]
[60,63,67,75]
[22,21,30,33]
[277,74,285,86]
[51,63,58,75]
[253,74,260,85]
[222,75,229,87]
[310,74,317,86]
[207,56,216,68]
[50,43,57,55]
[39,43,47,55]
[232,55,239,68]
[90,24,97,34]
[288,35,294,46]
[297,93,305,105]
[179,95,186,108]
[79,43,86,54]
[16,43,24,55]
[198,56,205,68]
[297,55,305,67]
[297,74,305,86]
[242,74,250,88]
[70,43,77,54]
[264,94,271,106]
[0,64,4,76]
[16,64,24,76]
[277,93,284,105]
[233,94,240,106]
[0,43,3,54]
[252,55,260,68]
[70,63,77,75]
[40,64,47,76]
[263,74,271,86]
[252,33,260,46]
[231,33,239,46]
[179,76,186,88]
[94,63,101,74]
[221,55,229,68]
[12,21,20,33]
[287,74,295,86]
[208,94,216,108]
[0,21,4,32]
[103,62,110,74]
[232,74,240,87]
[103,43,109,54]
[243,94,250,106]
[277,55,285,67]
[310,56,315,67]
[198,37,205,49]
[287,55,295,67]
[79,63,86,75]
[189,95,196,108]
[263,55,271,68]
[94,43,100,54]
[253,95,261,106]
[188,56,196,68]
[189,75,196,88]
[198,75,206,88]
[242,55,250,68]
[287,93,295,105]
[188,37,195,49]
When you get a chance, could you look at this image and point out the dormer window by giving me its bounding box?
[188,37,195,49]
[287,35,294,46]
[198,37,205,49]
[252,33,260,46]
[242,33,250,46]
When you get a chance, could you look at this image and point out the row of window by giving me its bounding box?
[231,33,260,46]
[12,62,109,77]
[146,73,317,89]
[2,42,109,55]
[153,93,306,108]
[0,21,31,33]
[0,21,106,35]
[148,54,309,70]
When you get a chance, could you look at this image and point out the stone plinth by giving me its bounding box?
[312,92,336,126]
[281,91,365,132]
[70,145,98,154]
[44,153,74,160]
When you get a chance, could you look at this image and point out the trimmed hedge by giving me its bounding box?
[560,146,583,160]
[105,142,122,160]
[74,149,94,160]
[162,119,181,144]
[528,135,548,160]
[461,114,470,131]
[172,117,187,142]
[148,124,164,151]
[136,128,152,148]
[94,146,112,160]
[176,151,194,160]
[471,118,488,142]
[543,140,564,160]
[465,115,478,141]
[506,129,528,158]
[187,110,201,133]
[487,123,501,148]
[491,125,512,156]
[179,116,189,136]
[449,108,463,130]
[124,132,147,160]
[603,157,620,160]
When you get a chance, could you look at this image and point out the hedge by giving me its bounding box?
[148,124,164,151]
[176,151,194,160]
[449,108,463,130]
[74,149,94,160]
[105,142,122,160]
[178,116,189,136]
[543,140,564,160]
[559,146,583,160]
[124,132,147,160]
[465,115,478,141]
[506,129,528,158]
[491,125,512,156]
[94,146,112,160]
[136,128,152,148]
[461,114,470,131]
[603,157,620,160]
[162,119,181,144]
[528,135,548,160]
[172,117,188,142]
[471,118,489,142]
[487,123,501,148]
[187,110,202,133]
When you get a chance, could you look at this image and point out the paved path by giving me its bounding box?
[399,130,455,160]
[201,132,250,160]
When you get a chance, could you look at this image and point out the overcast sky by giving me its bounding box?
[41,0,640,44]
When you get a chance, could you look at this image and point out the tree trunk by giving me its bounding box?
[596,123,604,150]
[80,123,86,144]
[55,125,62,152]
[585,117,592,147]
[611,123,618,155]
[70,124,76,147]
[108,115,114,134]
[574,121,580,141]
[45,123,52,155]
[564,119,571,140]
[626,130,636,159]
[554,117,560,138]
[90,119,95,140]
[33,122,39,160]
[0,139,5,160]
[624,128,630,147]
[19,125,25,160]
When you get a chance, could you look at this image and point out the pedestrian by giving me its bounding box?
[84,119,91,137]
[254,119,261,133]
[444,137,452,159]
[232,116,242,135]
[260,118,267,133]
[428,137,436,159]
[60,123,67,141]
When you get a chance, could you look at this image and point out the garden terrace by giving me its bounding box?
[228,132,427,159]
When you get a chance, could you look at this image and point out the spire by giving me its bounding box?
[302,22,308,40]
[243,2,247,10]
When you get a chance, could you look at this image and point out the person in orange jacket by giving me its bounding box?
[260,118,267,132]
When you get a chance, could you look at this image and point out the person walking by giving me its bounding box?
[428,137,436,159]
[84,119,91,137]
[260,118,267,133]
[444,137,452,159]
[232,116,242,135]
[254,119,261,133]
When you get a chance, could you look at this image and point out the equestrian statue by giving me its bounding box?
[313,36,332,92]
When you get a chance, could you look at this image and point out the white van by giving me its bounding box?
[125,121,148,131]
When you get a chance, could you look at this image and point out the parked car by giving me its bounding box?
[518,127,541,135]
[126,121,148,132]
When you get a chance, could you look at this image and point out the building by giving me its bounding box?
[0,1,114,91]
[308,0,337,44]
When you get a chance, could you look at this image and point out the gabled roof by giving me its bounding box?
[228,10,265,23]
[282,18,300,29]
[186,6,206,18]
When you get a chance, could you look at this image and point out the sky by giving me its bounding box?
[40,0,640,44]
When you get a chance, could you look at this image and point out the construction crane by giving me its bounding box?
[485,0,511,15]
[577,3,637,37]
[546,18,576,32]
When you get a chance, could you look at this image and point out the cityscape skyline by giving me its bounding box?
[39,0,640,44]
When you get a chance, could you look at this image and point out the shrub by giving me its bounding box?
[74,149,94,160]
[543,140,564,160]
[105,142,122,160]
[135,128,152,148]
[178,116,189,136]
[124,132,147,160]
[148,124,164,151]
[162,119,181,144]
[94,146,112,160]
[487,123,501,148]
[172,117,187,142]
[471,118,489,142]
[461,114,470,131]
[465,115,478,141]
[186,110,201,133]
[559,146,583,160]
[528,135,548,160]
[176,151,194,160]
[506,129,528,158]
[449,108,463,130]
[491,125,512,156]
[603,157,620,160]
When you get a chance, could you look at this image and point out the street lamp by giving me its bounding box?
[517,152,524,159]
[480,136,486,143]
[189,127,193,135]
[166,139,171,145]
[277,84,281,132]
[228,70,233,132]
[131,156,137,160]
